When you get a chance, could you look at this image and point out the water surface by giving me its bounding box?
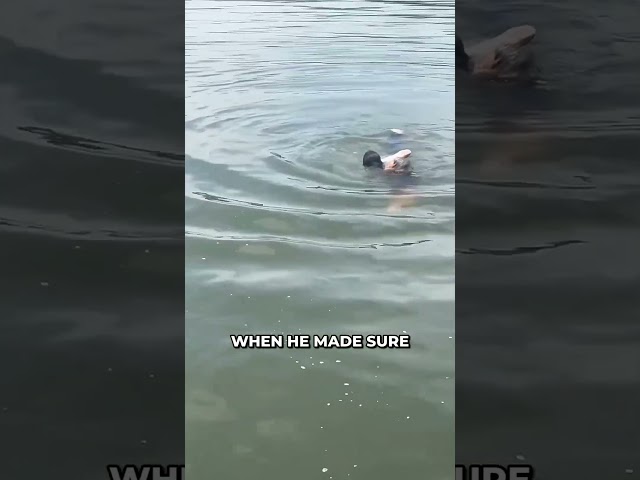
[1,0,184,478]
[186,1,455,479]
[456,2,640,477]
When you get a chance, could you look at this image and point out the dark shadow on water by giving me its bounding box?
[457,239,585,257]
[17,126,184,164]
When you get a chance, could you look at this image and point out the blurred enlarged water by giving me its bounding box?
[456,1,640,478]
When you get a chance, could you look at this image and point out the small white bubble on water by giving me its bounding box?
[449,336,453,339]
[516,455,525,461]
[354,465,358,468]
[145,250,150,254]
[339,399,343,402]
[344,383,349,386]
[322,468,328,473]
[40,282,49,287]
[403,330,407,333]
[319,361,324,364]
[327,403,331,406]
[336,360,341,363]
[625,469,633,474]
[358,404,362,407]
[441,401,445,404]
[300,366,306,370]
[295,361,299,364]
[201,257,205,260]
[345,393,349,396]
[287,295,290,298]
[407,416,410,419]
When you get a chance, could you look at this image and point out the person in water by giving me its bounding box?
[362,132,417,211]
[362,149,413,174]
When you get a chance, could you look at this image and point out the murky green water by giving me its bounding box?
[456,2,640,476]
[186,1,454,478]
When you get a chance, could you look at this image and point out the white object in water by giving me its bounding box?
[381,149,412,171]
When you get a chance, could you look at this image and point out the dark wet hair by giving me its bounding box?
[363,150,383,168]
[456,36,469,71]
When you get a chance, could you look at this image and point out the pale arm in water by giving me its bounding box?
[381,149,412,171]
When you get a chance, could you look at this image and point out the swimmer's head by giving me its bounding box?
[363,150,383,169]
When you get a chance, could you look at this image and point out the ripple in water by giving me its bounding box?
[186,1,454,479]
